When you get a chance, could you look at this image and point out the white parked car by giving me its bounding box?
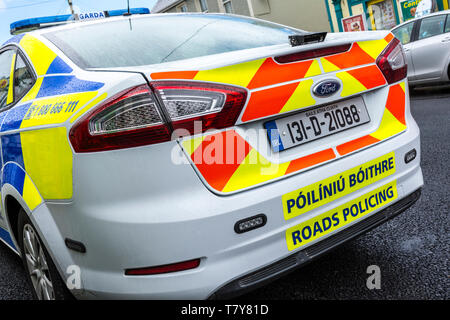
[392,10,450,86]
[0,13,422,299]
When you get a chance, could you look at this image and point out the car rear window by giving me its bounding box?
[44,14,301,68]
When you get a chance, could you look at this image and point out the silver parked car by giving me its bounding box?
[392,10,450,86]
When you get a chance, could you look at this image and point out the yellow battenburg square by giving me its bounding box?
[21,127,73,200]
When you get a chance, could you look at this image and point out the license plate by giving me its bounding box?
[264,97,370,152]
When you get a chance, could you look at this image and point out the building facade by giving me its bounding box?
[325,0,449,32]
[152,0,332,32]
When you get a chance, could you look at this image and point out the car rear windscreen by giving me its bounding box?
[44,14,302,68]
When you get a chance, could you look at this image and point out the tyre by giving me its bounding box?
[17,208,73,300]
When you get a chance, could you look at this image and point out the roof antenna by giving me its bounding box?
[124,0,131,16]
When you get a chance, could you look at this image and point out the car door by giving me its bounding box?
[392,21,417,79]
[0,47,16,229]
[410,14,449,82]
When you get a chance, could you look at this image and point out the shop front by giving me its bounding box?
[325,0,449,32]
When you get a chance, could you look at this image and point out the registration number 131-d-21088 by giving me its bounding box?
[265,97,370,152]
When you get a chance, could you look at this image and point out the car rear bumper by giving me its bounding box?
[210,187,421,299]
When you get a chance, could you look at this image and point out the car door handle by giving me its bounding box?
[442,37,450,43]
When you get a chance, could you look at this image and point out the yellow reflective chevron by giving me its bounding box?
[182,135,206,157]
[357,38,389,60]
[304,60,322,78]
[6,53,15,105]
[279,79,315,113]
[371,108,407,141]
[320,58,340,73]
[222,149,291,193]
[194,59,265,88]
[336,71,367,97]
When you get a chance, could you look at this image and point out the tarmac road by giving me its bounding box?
[0,85,448,300]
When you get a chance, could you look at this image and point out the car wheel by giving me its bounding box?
[17,208,73,300]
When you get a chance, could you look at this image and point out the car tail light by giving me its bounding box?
[125,258,201,276]
[376,37,407,84]
[151,81,247,136]
[70,82,247,152]
[70,85,171,152]
[275,44,351,64]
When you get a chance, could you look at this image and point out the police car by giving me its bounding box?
[0,12,423,300]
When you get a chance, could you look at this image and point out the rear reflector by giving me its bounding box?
[376,37,407,84]
[404,149,417,164]
[275,44,351,64]
[125,259,201,276]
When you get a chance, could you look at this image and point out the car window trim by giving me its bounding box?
[444,14,450,34]
[0,46,17,112]
[12,48,37,105]
[410,19,420,43]
[416,14,447,41]
[44,32,88,70]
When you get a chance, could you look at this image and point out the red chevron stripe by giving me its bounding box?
[190,131,251,191]
[151,71,198,80]
[247,58,314,90]
[384,33,394,43]
[285,149,336,175]
[385,84,406,125]
[337,135,380,156]
[346,65,386,89]
[323,43,374,70]
[241,82,299,122]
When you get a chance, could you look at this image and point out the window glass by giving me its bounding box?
[45,15,300,68]
[418,15,446,40]
[199,0,208,12]
[446,15,450,33]
[179,4,188,12]
[392,22,415,45]
[223,1,233,13]
[0,50,15,110]
[14,54,34,100]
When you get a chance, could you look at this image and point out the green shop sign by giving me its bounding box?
[400,0,421,21]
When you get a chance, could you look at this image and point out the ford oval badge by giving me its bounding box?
[313,80,341,97]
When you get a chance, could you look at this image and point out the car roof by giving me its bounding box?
[392,9,450,30]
